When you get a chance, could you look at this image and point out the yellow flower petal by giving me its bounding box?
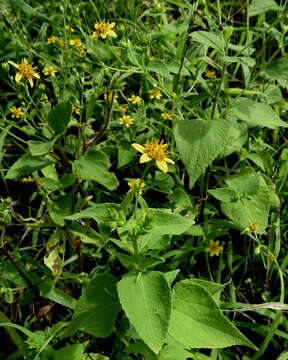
[156,160,168,173]
[8,61,19,69]
[132,143,145,153]
[28,78,34,87]
[15,72,22,82]
[164,157,175,164]
[140,153,152,163]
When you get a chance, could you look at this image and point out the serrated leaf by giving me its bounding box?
[248,0,281,17]
[73,149,118,190]
[6,154,52,179]
[147,59,173,80]
[28,140,53,156]
[149,209,194,235]
[229,98,288,128]
[48,193,73,227]
[263,58,288,81]
[174,119,228,188]
[66,274,121,338]
[168,281,257,350]
[191,31,223,53]
[53,344,84,360]
[117,272,172,353]
[65,203,118,223]
[47,101,72,134]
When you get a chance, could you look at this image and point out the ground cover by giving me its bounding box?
[1,0,288,359]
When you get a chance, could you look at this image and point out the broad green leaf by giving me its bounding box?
[73,149,118,190]
[149,209,194,235]
[53,344,84,360]
[8,0,55,25]
[168,281,257,350]
[208,188,235,202]
[174,119,228,188]
[229,98,288,128]
[6,154,52,179]
[263,58,288,81]
[157,345,191,360]
[221,56,255,67]
[167,60,190,76]
[167,187,192,208]
[118,140,135,168]
[117,272,172,353]
[66,274,121,338]
[248,0,281,17]
[191,31,223,53]
[39,280,77,309]
[147,59,173,80]
[187,279,227,304]
[65,203,118,223]
[28,140,53,156]
[47,101,72,134]
[48,193,73,227]
[221,174,270,234]
[226,169,260,195]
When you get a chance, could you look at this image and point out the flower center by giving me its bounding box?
[144,139,168,161]
[18,63,35,78]
[98,21,110,34]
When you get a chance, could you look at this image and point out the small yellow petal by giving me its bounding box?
[8,61,19,69]
[156,160,168,173]
[132,143,145,153]
[140,153,152,163]
[28,78,34,87]
[164,157,175,164]
[15,72,23,82]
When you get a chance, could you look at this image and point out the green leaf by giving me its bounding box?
[81,354,110,360]
[28,140,53,156]
[73,149,118,190]
[191,31,223,53]
[157,345,191,360]
[168,281,257,350]
[146,59,173,81]
[44,231,65,275]
[208,188,235,202]
[53,344,84,360]
[48,193,73,227]
[66,274,120,338]
[8,0,55,25]
[221,171,270,234]
[39,280,77,309]
[263,58,288,81]
[229,98,288,128]
[117,272,172,353]
[6,154,52,179]
[65,203,118,224]
[47,101,72,134]
[248,0,281,17]
[118,140,135,168]
[149,209,194,235]
[174,119,228,188]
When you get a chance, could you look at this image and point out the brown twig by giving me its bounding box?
[1,246,36,289]
[84,92,115,154]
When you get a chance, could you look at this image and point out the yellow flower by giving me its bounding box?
[149,89,162,100]
[8,58,40,87]
[120,115,133,128]
[128,178,145,195]
[10,106,24,119]
[205,70,216,79]
[69,38,82,47]
[17,94,23,99]
[65,25,75,32]
[132,138,175,173]
[104,92,118,103]
[128,95,142,104]
[23,176,34,183]
[119,105,126,115]
[267,253,276,262]
[41,94,49,102]
[91,20,117,40]
[47,36,58,44]
[244,220,259,232]
[72,105,80,115]
[205,240,224,257]
[57,39,65,47]
[44,67,57,77]
[161,112,172,120]
[76,47,86,58]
